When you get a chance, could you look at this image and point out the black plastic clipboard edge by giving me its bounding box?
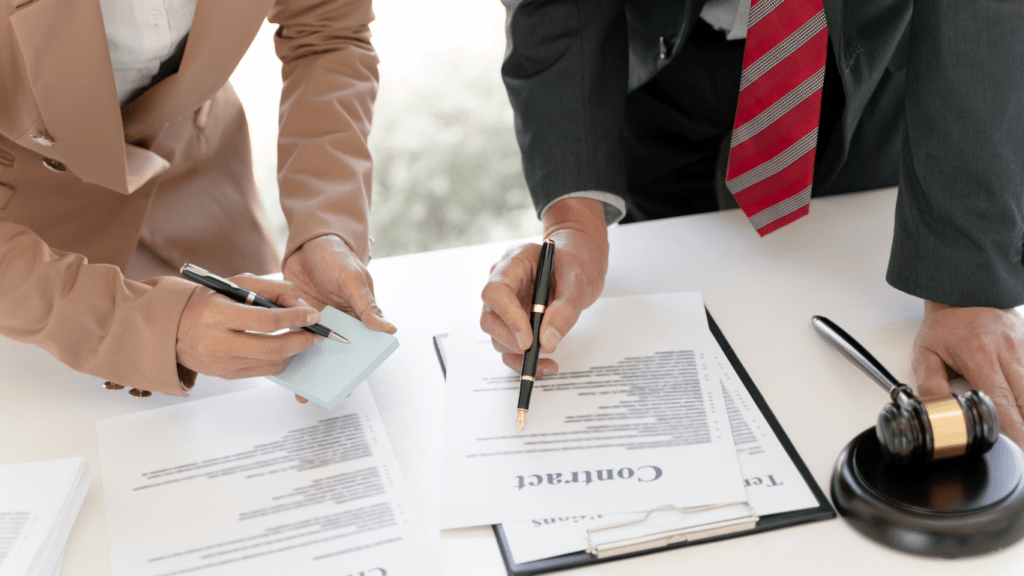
[432,309,835,576]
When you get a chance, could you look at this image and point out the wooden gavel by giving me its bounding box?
[812,316,1000,465]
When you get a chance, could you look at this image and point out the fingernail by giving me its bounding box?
[306,311,320,325]
[542,328,562,350]
[540,366,553,377]
[314,336,326,345]
[518,332,532,350]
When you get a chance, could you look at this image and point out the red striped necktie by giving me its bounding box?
[725,0,828,236]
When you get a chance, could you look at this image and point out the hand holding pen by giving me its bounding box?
[175,266,338,385]
[480,199,609,376]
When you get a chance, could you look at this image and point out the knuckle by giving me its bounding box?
[231,273,256,286]
[986,384,1017,412]
[1015,389,1024,413]
[491,337,509,353]
[253,316,278,334]
[481,282,500,302]
[999,330,1020,353]
[480,311,498,333]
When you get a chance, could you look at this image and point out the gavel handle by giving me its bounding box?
[811,316,911,402]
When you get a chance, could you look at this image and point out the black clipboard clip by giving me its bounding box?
[585,502,759,559]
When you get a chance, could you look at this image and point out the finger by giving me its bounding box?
[295,394,309,404]
[483,310,526,353]
[229,330,320,362]
[482,280,533,350]
[996,353,1024,447]
[231,274,313,309]
[914,349,955,398]
[502,352,523,371]
[220,358,293,380]
[491,336,520,355]
[537,271,589,352]
[336,269,397,334]
[222,302,321,334]
[501,353,558,376]
[952,354,1024,447]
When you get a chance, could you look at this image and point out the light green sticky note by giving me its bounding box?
[267,307,399,409]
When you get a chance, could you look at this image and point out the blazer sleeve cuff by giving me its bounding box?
[121,276,200,397]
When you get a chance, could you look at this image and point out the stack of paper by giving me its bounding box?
[0,458,92,576]
[439,292,821,564]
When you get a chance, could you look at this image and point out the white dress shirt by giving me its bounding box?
[97,0,198,106]
[700,0,752,41]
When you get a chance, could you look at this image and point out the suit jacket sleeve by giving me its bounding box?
[0,216,197,395]
[268,0,379,264]
[886,0,1024,308]
[501,0,630,216]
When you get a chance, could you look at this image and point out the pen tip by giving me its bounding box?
[328,332,351,344]
[516,410,526,433]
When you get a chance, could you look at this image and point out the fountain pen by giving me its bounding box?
[180,263,350,344]
[517,239,556,432]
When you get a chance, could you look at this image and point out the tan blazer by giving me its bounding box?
[0,0,377,395]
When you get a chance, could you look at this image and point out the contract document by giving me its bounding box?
[97,384,438,576]
[499,346,820,564]
[440,292,747,529]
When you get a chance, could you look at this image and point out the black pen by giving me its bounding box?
[517,239,555,433]
[180,263,350,344]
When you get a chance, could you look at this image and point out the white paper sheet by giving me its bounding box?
[500,345,821,564]
[0,457,92,576]
[440,292,747,529]
[97,384,439,576]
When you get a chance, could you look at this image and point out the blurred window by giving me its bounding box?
[229,0,541,259]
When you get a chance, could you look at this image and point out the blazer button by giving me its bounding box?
[42,158,66,173]
[128,388,153,398]
[30,133,55,147]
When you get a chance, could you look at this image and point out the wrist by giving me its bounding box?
[542,198,609,245]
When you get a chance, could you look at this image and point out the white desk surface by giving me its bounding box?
[3,187,1023,575]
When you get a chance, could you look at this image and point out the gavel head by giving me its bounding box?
[876,388,1000,465]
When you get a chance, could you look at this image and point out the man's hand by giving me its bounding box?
[480,198,609,375]
[914,300,1024,447]
[283,234,396,333]
[176,274,321,380]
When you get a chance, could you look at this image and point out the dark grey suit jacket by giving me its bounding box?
[501,0,1024,309]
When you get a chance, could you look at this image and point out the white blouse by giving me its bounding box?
[97,0,198,106]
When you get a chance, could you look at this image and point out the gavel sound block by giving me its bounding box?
[833,428,1024,557]
[813,316,1024,557]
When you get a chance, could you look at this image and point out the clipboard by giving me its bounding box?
[433,310,835,575]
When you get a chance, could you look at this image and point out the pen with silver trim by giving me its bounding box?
[180,263,350,344]
[517,239,555,432]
